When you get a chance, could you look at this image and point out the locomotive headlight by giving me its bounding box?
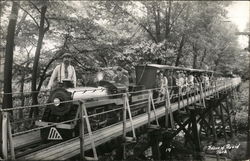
[53,98,61,106]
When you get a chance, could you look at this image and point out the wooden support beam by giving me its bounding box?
[225,98,234,138]
[199,117,212,137]
[219,103,227,143]
[209,110,217,142]
[175,116,193,143]
[190,109,202,159]
[149,129,161,160]
[169,118,192,139]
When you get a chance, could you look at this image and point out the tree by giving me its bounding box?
[3,1,20,109]
[29,2,50,118]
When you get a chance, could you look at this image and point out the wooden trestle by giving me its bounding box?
[3,78,240,160]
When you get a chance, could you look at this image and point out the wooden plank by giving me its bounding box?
[18,80,240,160]
[13,131,40,148]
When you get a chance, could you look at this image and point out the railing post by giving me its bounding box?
[200,83,206,108]
[1,111,8,160]
[79,101,85,161]
[147,90,151,126]
[212,80,215,96]
[82,102,98,160]
[215,81,219,98]
[122,93,127,160]
[181,89,185,108]
[7,114,14,160]
[199,84,203,104]
[165,87,174,129]
[204,82,207,97]
[147,90,159,127]
[223,82,226,94]
[194,85,197,103]
[177,88,181,112]
[165,88,169,128]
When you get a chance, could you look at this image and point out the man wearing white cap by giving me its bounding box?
[47,53,76,89]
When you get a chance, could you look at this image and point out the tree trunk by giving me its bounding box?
[175,34,185,66]
[153,3,161,42]
[3,1,20,109]
[165,0,171,40]
[192,44,198,69]
[199,48,207,68]
[213,53,222,71]
[19,53,30,119]
[30,5,48,118]
[19,70,25,118]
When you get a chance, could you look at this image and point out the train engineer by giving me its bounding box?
[47,53,77,90]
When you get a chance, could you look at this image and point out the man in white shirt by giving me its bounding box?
[47,53,77,89]
[176,71,185,88]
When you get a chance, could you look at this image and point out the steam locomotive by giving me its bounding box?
[36,74,148,141]
[36,64,216,141]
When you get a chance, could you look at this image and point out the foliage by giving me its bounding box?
[1,1,248,94]
[235,80,249,131]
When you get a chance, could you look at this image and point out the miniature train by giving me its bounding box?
[35,64,221,141]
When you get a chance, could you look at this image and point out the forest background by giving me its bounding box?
[0,1,249,113]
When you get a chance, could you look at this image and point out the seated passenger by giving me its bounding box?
[155,70,168,101]
[204,74,210,87]
[187,73,194,87]
[175,71,185,95]
[113,67,129,87]
[176,71,185,88]
[160,71,168,95]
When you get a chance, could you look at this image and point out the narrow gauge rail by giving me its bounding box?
[6,77,240,160]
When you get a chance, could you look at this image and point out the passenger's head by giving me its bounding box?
[176,71,182,78]
[62,53,72,65]
[116,66,123,76]
[157,70,163,79]
[122,70,128,76]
